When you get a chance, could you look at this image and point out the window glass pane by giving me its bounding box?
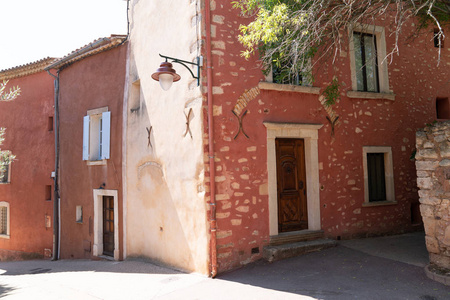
[272,64,302,85]
[354,32,379,92]
[0,206,7,235]
[353,33,364,91]
[99,116,103,159]
[363,35,378,92]
[0,155,10,183]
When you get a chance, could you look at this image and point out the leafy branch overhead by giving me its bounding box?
[233,0,449,79]
[0,80,21,101]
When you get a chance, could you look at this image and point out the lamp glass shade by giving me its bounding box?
[159,73,174,91]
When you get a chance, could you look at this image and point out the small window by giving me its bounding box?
[0,151,12,184]
[271,62,311,86]
[83,108,111,161]
[0,202,10,238]
[130,79,141,113]
[434,29,444,48]
[363,146,395,205]
[48,116,54,131]
[45,185,52,201]
[353,32,379,92]
[436,97,450,119]
[367,153,386,202]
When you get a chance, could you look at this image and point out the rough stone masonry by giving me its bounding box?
[416,120,450,270]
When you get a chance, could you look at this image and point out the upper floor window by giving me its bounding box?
[353,32,379,92]
[0,151,12,184]
[434,29,444,48]
[270,59,311,87]
[272,66,311,86]
[436,97,450,119]
[83,107,111,162]
[349,24,390,95]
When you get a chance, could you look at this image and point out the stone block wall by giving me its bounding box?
[416,121,450,270]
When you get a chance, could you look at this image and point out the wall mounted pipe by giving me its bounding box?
[204,0,217,278]
[46,69,60,260]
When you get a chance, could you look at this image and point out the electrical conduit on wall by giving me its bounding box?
[204,0,217,278]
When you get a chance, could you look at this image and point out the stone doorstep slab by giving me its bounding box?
[263,239,338,263]
[425,264,450,286]
[269,230,325,246]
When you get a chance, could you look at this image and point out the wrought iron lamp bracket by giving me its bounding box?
[159,54,202,86]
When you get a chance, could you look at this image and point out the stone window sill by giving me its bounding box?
[0,234,10,239]
[362,200,397,207]
[347,90,395,101]
[259,82,321,95]
[86,159,107,166]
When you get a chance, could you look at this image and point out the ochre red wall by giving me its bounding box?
[58,44,127,259]
[0,71,54,260]
[204,2,450,271]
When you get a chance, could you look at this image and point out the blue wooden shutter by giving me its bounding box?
[101,111,111,159]
[82,115,90,160]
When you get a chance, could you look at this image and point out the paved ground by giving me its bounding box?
[0,232,449,299]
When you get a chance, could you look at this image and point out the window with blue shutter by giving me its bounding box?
[83,108,110,161]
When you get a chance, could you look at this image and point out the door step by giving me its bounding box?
[263,238,337,262]
[269,230,325,246]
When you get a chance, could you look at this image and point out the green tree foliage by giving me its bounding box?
[0,80,20,180]
[233,0,449,81]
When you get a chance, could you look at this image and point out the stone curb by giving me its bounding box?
[424,264,450,286]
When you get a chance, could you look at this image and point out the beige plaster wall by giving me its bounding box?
[124,0,208,274]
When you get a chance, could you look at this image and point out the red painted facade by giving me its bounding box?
[203,2,450,272]
[57,43,127,260]
[0,68,55,260]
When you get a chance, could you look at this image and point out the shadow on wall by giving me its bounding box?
[0,249,44,262]
[126,85,196,272]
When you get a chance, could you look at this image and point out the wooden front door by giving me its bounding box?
[102,196,115,256]
[276,138,308,232]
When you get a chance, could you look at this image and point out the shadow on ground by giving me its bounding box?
[217,246,450,300]
[0,284,15,298]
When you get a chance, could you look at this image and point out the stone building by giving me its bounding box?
[125,0,449,275]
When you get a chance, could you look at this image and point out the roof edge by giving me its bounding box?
[0,57,59,80]
[46,35,127,71]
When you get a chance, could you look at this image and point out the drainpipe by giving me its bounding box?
[204,0,217,278]
[46,69,60,260]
